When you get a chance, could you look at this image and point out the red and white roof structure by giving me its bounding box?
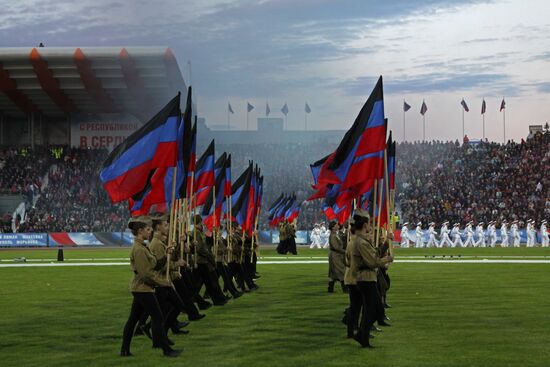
[0,47,187,120]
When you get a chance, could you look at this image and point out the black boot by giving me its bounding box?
[328,281,335,293]
[120,348,133,357]
[163,348,183,357]
[341,282,349,293]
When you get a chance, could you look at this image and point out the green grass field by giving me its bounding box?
[1,246,550,367]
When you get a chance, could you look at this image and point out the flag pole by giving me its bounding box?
[372,179,378,242]
[254,207,261,257]
[423,115,426,142]
[482,113,485,140]
[166,166,178,280]
[403,99,406,142]
[188,172,197,269]
[213,185,218,263]
[228,194,233,263]
[305,111,307,131]
[503,100,506,143]
[383,149,393,256]
[347,199,356,247]
[462,103,465,141]
[227,104,230,130]
[376,179,383,249]
[246,108,249,131]
[240,228,245,263]
[180,198,189,263]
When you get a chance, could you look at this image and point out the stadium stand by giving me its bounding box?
[0,130,548,233]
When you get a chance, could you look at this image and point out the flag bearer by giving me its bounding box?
[120,216,181,358]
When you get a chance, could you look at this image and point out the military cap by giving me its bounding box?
[151,213,169,222]
[128,216,153,227]
[354,209,370,219]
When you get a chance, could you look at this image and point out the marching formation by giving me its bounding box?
[400,220,549,247]
[99,87,264,357]
[303,77,398,348]
[121,213,260,357]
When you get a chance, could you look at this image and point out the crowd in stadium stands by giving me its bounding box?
[0,147,53,197]
[397,130,550,226]
[0,146,128,233]
[0,129,548,233]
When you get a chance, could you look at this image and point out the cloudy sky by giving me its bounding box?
[1,0,549,141]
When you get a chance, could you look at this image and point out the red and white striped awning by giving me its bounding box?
[0,47,187,120]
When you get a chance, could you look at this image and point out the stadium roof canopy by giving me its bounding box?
[0,47,187,120]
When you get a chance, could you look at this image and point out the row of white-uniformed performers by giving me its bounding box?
[309,223,331,248]
[400,219,549,248]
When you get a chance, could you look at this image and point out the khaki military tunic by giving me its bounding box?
[352,232,386,282]
[195,229,216,271]
[279,223,287,241]
[149,233,180,281]
[344,234,357,286]
[129,238,170,292]
[230,232,242,264]
[328,232,346,281]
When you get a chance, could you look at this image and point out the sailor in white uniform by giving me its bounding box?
[451,223,464,248]
[320,223,330,249]
[463,221,476,247]
[415,222,424,248]
[541,220,549,247]
[500,220,509,247]
[439,221,453,248]
[527,220,537,247]
[400,222,411,248]
[475,222,486,247]
[426,222,438,248]
[511,220,520,247]
[488,221,497,247]
[310,223,322,249]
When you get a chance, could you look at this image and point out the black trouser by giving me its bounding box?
[172,277,201,319]
[356,281,378,344]
[216,262,240,296]
[197,263,226,303]
[276,239,287,254]
[347,284,362,338]
[375,286,386,324]
[182,267,210,306]
[122,292,170,353]
[252,252,258,274]
[229,261,256,291]
[156,286,187,332]
[288,238,297,255]
[243,255,254,280]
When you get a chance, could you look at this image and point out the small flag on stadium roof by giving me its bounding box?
[305,102,311,114]
[247,102,254,112]
[420,100,428,115]
[266,102,270,116]
[281,103,289,115]
[228,102,234,114]
[461,99,469,112]
[500,98,506,111]
[403,101,411,112]
[481,99,486,115]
